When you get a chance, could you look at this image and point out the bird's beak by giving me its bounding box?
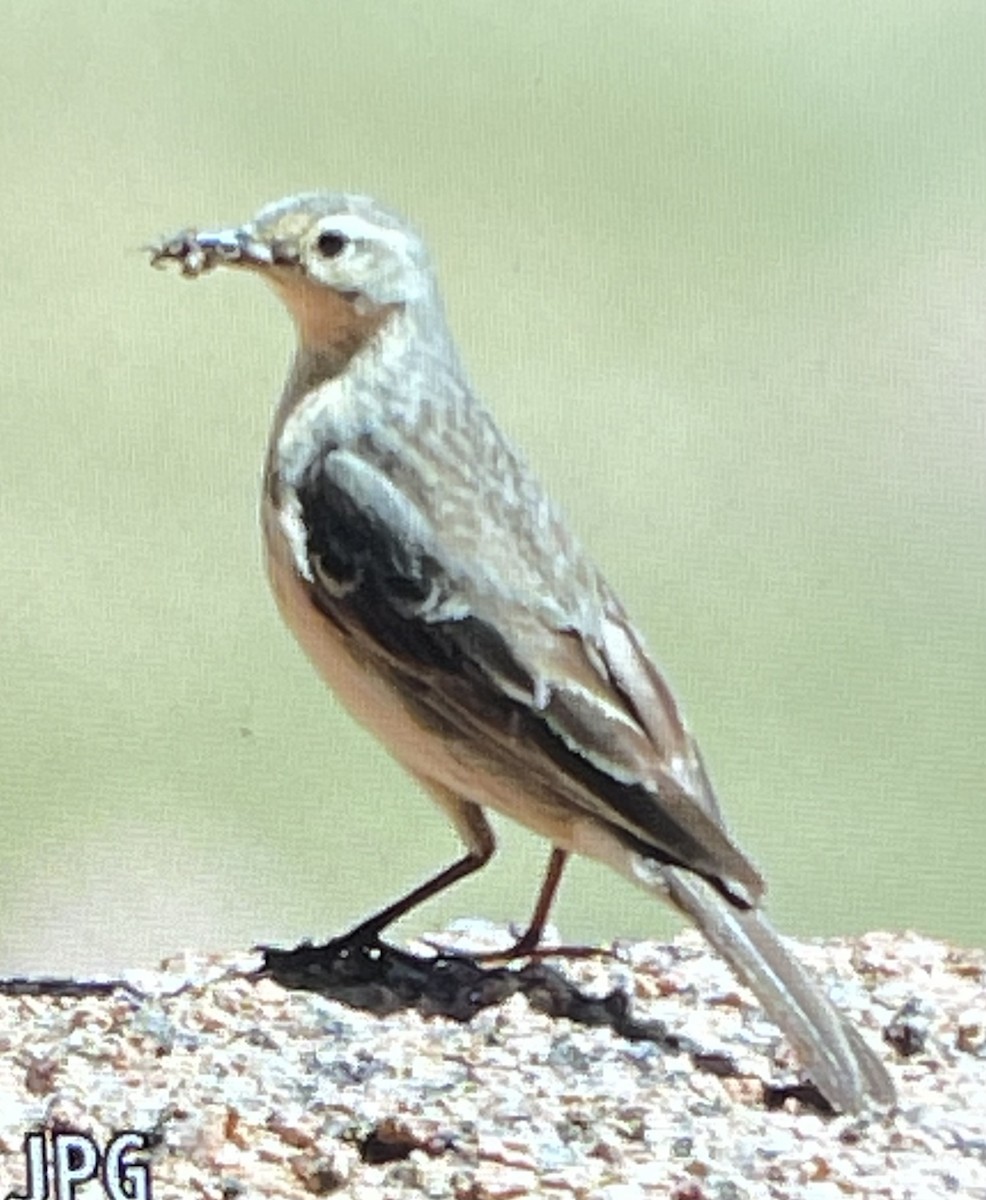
[147,224,300,278]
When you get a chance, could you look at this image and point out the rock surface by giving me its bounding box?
[0,926,982,1199]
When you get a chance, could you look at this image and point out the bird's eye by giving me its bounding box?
[315,230,348,259]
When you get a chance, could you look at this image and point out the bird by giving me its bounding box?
[148,191,894,1113]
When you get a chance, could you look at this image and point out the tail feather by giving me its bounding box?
[662,866,895,1113]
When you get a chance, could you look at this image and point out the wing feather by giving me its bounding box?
[289,443,763,904]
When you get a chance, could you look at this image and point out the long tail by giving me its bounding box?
[662,866,895,1113]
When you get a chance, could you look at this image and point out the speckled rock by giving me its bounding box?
[0,928,982,1199]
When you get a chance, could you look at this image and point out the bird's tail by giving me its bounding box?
[661,866,895,1113]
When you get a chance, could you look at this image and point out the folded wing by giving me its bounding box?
[292,445,763,907]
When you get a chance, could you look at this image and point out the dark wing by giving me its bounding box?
[293,445,763,906]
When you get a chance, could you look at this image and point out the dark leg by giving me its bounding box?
[347,847,493,940]
[496,846,569,958]
[434,846,609,962]
[346,791,496,939]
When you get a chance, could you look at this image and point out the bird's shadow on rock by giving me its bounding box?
[258,932,827,1110]
[260,933,661,1033]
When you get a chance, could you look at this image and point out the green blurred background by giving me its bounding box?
[1,2,983,973]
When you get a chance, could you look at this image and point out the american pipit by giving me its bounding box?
[149,192,894,1113]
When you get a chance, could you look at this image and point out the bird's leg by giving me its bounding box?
[421,847,612,963]
[338,791,496,946]
[474,848,611,962]
[257,805,494,977]
[488,846,569,959]
[345,848,493,942]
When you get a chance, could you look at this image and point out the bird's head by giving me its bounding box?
[149,192,439,354]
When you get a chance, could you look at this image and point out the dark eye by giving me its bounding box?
[315,230,348,258]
